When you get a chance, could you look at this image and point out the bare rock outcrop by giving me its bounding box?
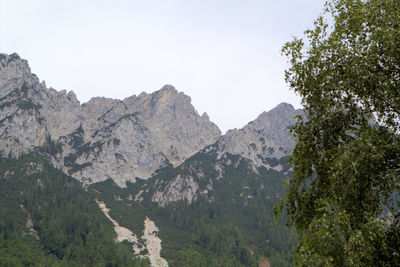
[151,174,200,207]
[96,200,168,267]
[210,102,304,170]
[142,217,168,267]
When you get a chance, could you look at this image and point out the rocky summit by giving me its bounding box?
[209,102,304,171]
[0,53,221,186]
[0,52,302,187]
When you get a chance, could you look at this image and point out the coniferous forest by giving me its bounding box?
[0,154,149,266]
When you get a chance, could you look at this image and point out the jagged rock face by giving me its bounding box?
[145,104,303,207]
[0,53,221,186]
[0,52,302,191]
[208,102,304,170]
[0,53,38,98]
[0,54,48,157]
[0,107,47,157]
[65,86,221,186]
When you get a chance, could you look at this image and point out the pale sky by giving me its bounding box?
[0,0,325,133]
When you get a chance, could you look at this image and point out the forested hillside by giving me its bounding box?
[89,151,297,266]
[0,151,296,266]
[0,154,149,266]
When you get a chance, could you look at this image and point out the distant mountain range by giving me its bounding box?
[0,53,303,266]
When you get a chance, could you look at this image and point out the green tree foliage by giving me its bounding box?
[0,154,149,266]
[277,0,400,266]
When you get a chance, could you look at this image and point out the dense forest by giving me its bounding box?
[0,154,149,266]
[0,150,296,266]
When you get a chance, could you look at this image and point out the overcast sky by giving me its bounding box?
[0,0,325,133]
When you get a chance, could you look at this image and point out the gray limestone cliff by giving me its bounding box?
[207,102,304,171]
[0,53,48,157]
[0,53,221,186]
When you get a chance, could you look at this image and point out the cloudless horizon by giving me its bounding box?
[0,0,325,133]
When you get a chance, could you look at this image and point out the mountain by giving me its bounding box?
[0,53,302,266]
[216,102,303,168]
[0,53,221,187]
[144,103,303,208]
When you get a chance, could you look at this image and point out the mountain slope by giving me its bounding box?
[89,151,296,266]
[142,102,303,208]
[212,102,304,170]
[87,104,302,266]
[0,154,149,266]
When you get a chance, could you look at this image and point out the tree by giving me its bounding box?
[276,0,400,266]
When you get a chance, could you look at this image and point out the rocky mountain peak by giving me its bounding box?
[0,53,39,98]
[149,85,192,114]
[0,52,23,68]
[0,53,31,79]
[66,90,80,104]
[0,53,222,186]
[245,102,299,133]
[0,52,304,188]
[208,102,304,171]
[151,84,179,102]
[157,84,177,94]
[270,102,295,112]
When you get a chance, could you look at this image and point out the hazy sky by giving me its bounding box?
[0,0,325,133]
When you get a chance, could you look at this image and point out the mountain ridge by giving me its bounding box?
[0,53,222,186]
[0,52,302,187]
